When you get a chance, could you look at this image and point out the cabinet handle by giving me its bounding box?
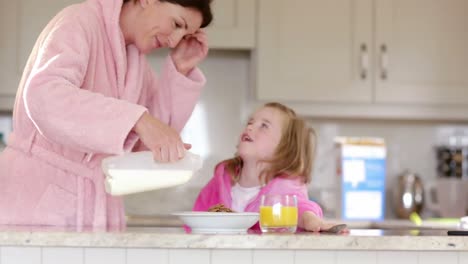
[360,44,369,80]
[380,44,388,80]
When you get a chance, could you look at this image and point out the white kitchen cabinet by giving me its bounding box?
[0,0,19,110]
[256,0,373,103]
[206,0,256,49]
[0,0,80,111]
[375,0,468,105]
[255,0,468,120]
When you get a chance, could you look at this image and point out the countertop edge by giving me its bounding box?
[1,231,467,251]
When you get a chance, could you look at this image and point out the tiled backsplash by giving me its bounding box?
[307,120,468,218]
[124,116,468,218]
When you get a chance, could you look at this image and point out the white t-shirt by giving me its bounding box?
[231,183,261,212]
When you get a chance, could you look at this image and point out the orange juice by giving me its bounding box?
[259,206,298,227]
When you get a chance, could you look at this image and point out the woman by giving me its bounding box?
[0,0,212,230]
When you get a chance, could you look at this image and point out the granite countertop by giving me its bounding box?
[126,215,462,230]
[0,226,467,251]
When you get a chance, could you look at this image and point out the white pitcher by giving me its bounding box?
[101,151,203,196]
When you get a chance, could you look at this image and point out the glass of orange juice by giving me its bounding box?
[259,194,298,233]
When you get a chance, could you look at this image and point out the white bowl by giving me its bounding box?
[172,211,259,234]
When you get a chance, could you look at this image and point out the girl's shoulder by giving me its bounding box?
[213,161,227,175]
[266,174,307,190]
[261,175,308,198]
[213,161,232,181]
[274,173,305,184]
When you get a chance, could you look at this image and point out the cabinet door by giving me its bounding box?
[0,1,19,109]
[375,0,468,105]
[256,0,373,103]
[0,0,79,110]
[206,0,255,49]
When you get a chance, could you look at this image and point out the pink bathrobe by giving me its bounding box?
[0,0,205,230]
[193,163,323,230]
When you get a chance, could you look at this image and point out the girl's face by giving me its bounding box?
[237,107,285,161]
[133,0,203,54]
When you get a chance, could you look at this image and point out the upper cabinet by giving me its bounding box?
[206,0,256,49]
[375,0,468,105]
[255,0,468,120]
[256,0,373,103]
[0,0,79,111]
[0,0,19,110]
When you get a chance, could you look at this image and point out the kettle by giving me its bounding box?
[394,170,424,219]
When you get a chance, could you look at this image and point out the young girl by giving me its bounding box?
[193,102,346,232]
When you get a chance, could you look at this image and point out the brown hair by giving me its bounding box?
[221,102,317,185]
[123,0,213,28]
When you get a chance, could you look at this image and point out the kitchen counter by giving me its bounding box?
[0,226,467,251]
[125,215,462,230]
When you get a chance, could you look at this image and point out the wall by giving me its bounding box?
[309,119,468,218]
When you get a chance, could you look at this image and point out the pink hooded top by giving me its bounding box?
[0,0,205,230]
[193,162,323,230]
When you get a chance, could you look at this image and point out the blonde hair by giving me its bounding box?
[220,102,316,184]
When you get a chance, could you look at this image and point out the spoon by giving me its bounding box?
[321,224,348,233]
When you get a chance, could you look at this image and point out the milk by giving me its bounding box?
[102,151,202,196]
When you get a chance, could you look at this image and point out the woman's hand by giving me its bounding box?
[301,211,349,234]
[171,29,208,75]
[133,112,190,162]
